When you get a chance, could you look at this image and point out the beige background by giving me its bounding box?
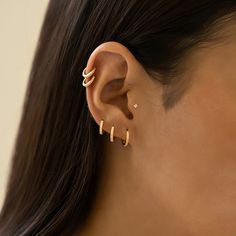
[0,1,49,209]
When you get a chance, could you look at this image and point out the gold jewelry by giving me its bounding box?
[82,67,96,78]
[99,119,104,135]
[133,104,138,109]
[82,67,96,87]
[110,126,115,142]
[99,120,129,147]
[121,129,129,147]
[82,76,95,87]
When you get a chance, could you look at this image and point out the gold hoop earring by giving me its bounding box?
[82,67,96,87]
[82,76,95,87]
[82,67,96,78]
[121,129,129,147]
[110,126,115,142]
[99,119,104,135]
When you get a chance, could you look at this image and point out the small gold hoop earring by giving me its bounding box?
[110,126,115,142]
[121,129,129,147]
[99,119,104,135]
[82,67,96,78]
[82,76,95,87]
[82,67,96,87]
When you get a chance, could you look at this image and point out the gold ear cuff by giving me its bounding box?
[99,119,129,147]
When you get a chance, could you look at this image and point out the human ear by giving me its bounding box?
[82,41,148,147]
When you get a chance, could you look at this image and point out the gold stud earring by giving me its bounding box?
[82,67,96,87]
[121,129,129,147]
[99,119,104,135]
[133,104,138,109]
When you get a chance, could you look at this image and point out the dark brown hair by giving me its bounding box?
[0,0,236,235]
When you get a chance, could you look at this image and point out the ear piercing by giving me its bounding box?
[99,119,104,135]
[99,119,130,147]
[121,129,129,147]
[110,126,115,142]
[82,67,96,87]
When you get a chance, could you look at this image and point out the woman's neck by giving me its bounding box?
[76,140,189,236]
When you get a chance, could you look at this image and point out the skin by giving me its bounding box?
[76,29,236,236]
